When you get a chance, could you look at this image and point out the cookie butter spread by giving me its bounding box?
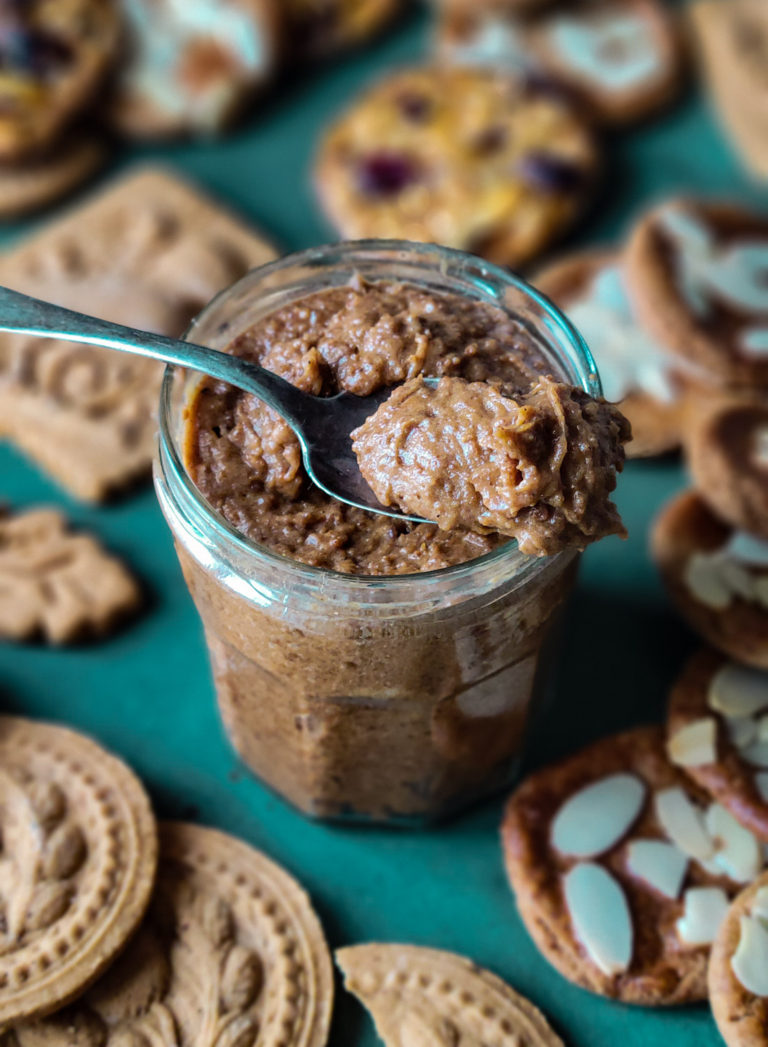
[186,280,629,572]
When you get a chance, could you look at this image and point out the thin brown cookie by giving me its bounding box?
[0,507,142,644]
[337,943,564,1047]
[6,822,334,1047]
[0,716,157,1026]
[286,0,401,60]
[666,648,768,843]
[652,490,768,668]
[709,870,768,1047]
[315,66,599,269]
[625,199,768,386]
[0,135,104,220]
[502,726,760,1004]
[0,167,276,501]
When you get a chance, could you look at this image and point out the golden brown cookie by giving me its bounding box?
[0,135,104,220]
[337,943,564,1047]
[0,0,118,161]
[5,821,334,1047]
[535,249,687,456]
[626,199,768,387]
[0,167,276,501]
[666,648,768,843]
[652,490,768,669]
[0,716,157,1026]
[109,0,279,138]
[502,725,762,1004]
[286,0,401,59]
[709,870,768,1047]
[0,507,141,644]
[315,66,599,269]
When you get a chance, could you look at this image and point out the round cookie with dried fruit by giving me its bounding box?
[315,66,599,269]
[285,0,401,60]
[0,716,157,1026]
[666,649,768,844]
[535,248,691,456]
[0,134,104,219]
[625,200,768,387]
[652,491,768,669]
[502,725,765,1003]
[709,869,768,1047]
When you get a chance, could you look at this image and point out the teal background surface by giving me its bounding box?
[1,5,767,1044]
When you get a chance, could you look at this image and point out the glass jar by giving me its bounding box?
[155,241,600,824]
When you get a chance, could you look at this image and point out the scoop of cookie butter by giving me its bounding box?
[352,374,631,556]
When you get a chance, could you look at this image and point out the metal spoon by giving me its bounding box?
[0,284,431,523]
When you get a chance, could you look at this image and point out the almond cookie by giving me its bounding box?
[436,0,682,127]
[535,249,689,456]
[625,200,768,387]
[684,394,768,542]
[0,167,276,501]
[337,943,564,1047]
[0,507,141,644]
[666,649,768,844]
[0,716,157,1026]
[315,67,599,269]
[709,870,768,1047]
[502,725,764,1004]
[286,0,401,59]
[652,491,768,669]
[0,0,118,161]
[109,0,279,138]
[0,135,104,220]
[5,822,334,1047]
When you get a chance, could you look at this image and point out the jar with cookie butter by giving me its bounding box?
[155,241,614,823]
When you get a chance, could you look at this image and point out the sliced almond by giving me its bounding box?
[705,804,761,882]
[654,787,713,861]
[676,887,729,946]
[726,716,758,749]
[732,914,768,996]
[667,719,717,767]
[726,531,768,567]
[551,774,645,858]
[625,840,688,900]
[751,885,768,924]
[756,772,768,803]
[563,863,633,976]
[709,663,768,719]
[740,741,768,768]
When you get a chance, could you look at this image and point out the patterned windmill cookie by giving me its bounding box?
[435,0,682,127]
[666,649,768,845]
[0,135,104,220]
[652,491,768,670]
[691,0,768,181]
[0,716,157,1027]
[0,0,118,161]
[625,200,768,387]
[337,943,564,1047]
[0,167,276,501]
[535,249,692,457]
[684,394,768,542]
[315,66,599,269]
[501,725,767,1004]
[709,870,768,1047]
[285,0,401,60]
[4,822,334,1047]
[108,0,279,138]
[0,507,141,644]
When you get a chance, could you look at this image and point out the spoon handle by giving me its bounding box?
[0,284,308,426]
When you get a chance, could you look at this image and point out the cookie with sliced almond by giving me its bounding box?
[502,725,764,1004]
[667,649,768,845]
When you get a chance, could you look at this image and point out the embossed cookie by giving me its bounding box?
[0,135,104,220]
[666,649,768,844]
[315,66,599,269]
[535,249,688,457]
[436,0,682,126]
[709,870,768,1047]
[0,507,141,644]
[286,0,401,59]
[0,716,157,1026]
[109,0,279,137]
[0,167,276,501]
[625,200,768,387]
[652,491,768,669]
[337,943,563,1047]
[502,725,764,1004]
[5,822,334,1047]
[0,0,118,161]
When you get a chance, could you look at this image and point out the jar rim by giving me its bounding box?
[157,239,600,593]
